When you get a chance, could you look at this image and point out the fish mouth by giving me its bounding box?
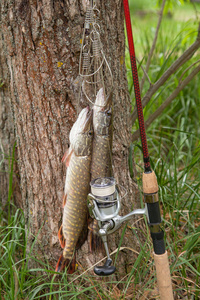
[83,106,93,132]
[94,89,112,112]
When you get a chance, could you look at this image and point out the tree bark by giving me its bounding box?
[0,0,141,277]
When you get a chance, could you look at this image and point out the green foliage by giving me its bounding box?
[1,0,200,299]
[129,0,157,12]
[128,0,200,298]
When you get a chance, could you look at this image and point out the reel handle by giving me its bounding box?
[94,258,116,276]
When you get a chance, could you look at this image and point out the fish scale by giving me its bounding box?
[91,135,112,179]
[63,155,92,259]
[56,107,93,272]
[89,88,113,248]
[91,88,113,181]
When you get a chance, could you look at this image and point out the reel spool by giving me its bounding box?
[88,177,148,276]
[89,178,120,221]
[88,177,119,276]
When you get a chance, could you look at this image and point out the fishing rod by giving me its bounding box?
[123,0,173,298]
[85,1,173,298]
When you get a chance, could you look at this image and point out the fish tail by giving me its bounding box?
[55,254,77,274]
[88,219,103,252]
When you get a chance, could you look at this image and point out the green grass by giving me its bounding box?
[1,1,200,299]
[127,1,200,298]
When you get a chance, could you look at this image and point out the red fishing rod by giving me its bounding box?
[123,0,174,299]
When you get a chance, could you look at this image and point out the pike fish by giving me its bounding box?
[91,88,113,180]
[56,107,93,272]
[89,88,113,248]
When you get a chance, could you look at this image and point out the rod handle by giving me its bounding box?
[154,251,174,300]
[142,171,159,194]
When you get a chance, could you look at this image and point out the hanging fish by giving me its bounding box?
[91,88,113,179]
[56,107,93,272]
[89,88,113,249]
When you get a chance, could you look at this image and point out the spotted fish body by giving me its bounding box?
[62,153,91,259]
[56,107,93,271]
[89,88,113,245]
[91,88,113,180]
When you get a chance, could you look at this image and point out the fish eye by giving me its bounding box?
[88,130,93,136]
[106,109,112,116]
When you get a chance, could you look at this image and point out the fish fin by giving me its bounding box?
[58,225,65,249]
[55,254,68,272]
[62,194,67,207]
[62,147,73,167]
[55,254,77,274]
[68,255,77,274]
[88,219,103,252]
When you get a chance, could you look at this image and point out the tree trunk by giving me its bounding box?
[0,0,142,278]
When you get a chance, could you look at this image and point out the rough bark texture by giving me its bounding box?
[0,20,16,208]
[0,0,142,278]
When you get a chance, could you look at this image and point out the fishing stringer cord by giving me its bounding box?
[123,0,174,299]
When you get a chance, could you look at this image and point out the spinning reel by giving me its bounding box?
[87,177,148,276]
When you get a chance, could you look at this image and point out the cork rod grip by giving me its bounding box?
[142,171,158,194]
[154,251,174,300]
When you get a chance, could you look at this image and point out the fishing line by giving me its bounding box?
[79,1,113,108]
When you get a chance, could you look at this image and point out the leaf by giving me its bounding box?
[183,226,200,257]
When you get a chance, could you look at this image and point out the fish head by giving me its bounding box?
[93,88,112,136]
[70,107,93,156]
